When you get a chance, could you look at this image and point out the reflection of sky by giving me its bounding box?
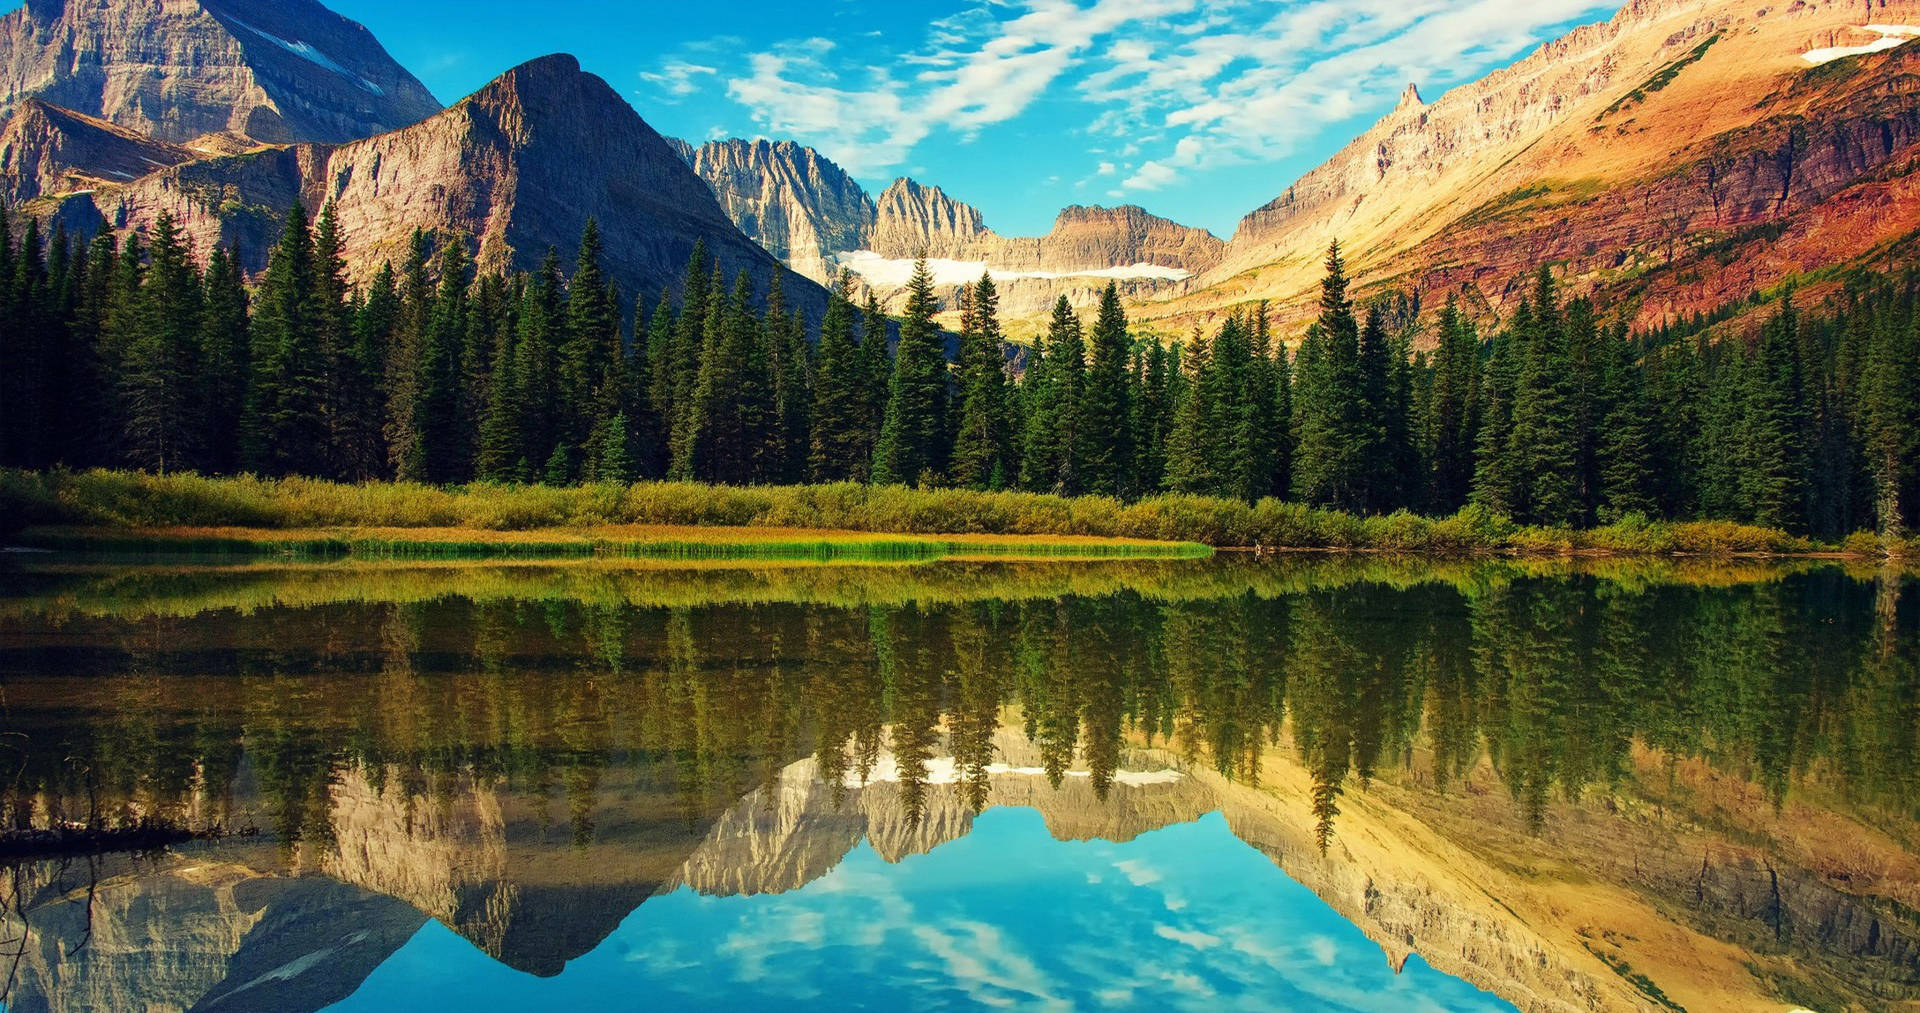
[327,809,1515,1012]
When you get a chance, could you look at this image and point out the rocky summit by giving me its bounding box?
[0,0,441,145]
[41,54,824,317]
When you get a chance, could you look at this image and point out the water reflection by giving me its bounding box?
[0,557,1914,1011]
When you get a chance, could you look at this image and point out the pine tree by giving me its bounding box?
[1509,268,1581,526]
[1134,338,1174,493]
[1861,292,1920,537]
[561,220,613,465]
[412,237,472,483]
[120,212,202,473]
[1596,322,1655,519]
[1020,297,1086,494]
[1741,296,1811,531]
[384,230,433,478]
[1080,283,1134,497]
[1356,304,1393,510]
[809,272,865,482]
[1164,327,1215,495]
[873,257,950,487]
[198,244,250,475]
[311,203,373,479]
[246,205,326,476]
[950,273,1013,489]
[1425,298,1479,513]
[1292,242,1368,510]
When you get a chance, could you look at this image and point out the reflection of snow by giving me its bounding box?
[223,16,388,95]
[1803,25,1920,65]
[845,753,1184,789]
[834,250,1192,288]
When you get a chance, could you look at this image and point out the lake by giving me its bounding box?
[0,555,1914,1012]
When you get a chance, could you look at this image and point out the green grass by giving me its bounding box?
[1597,34,1720,122]
[2,469,1912,559]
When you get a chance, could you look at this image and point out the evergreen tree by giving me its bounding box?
[198,244,250,475]
[1425,298,1480,513]
[119,212,202,473]
[1861,291,1920,537]
[1291,242,1367,510]
[1596,322,1655,519]
[950,273,1013,489]
[1164,328,1215,495]
[412,237,472,483]
[1020,297,1086,494]
[1508,269,1581,526]
[873,257,950,486]
[1080,283,1134,497]
[809,272,865,482]
[384,230,434,477]
[246,205,326,475]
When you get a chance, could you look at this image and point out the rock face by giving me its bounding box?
[48,54,825,318]
[0,0,442,145]
[0,98,195,203]
[868,177,990,260]
[681,137,877,282]
[1156,0,1920,335]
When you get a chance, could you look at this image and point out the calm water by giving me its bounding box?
[0,556,1915,1012]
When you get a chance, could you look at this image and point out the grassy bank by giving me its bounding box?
[2,469,1914,558]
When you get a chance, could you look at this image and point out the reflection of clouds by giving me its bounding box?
[1154,925,1222,950]
[571,811,1514,1013]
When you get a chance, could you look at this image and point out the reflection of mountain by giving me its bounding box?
[324,760,720,978]
[1,849,424,1013]
[671,729,1212,897]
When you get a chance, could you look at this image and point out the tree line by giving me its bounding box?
[2,203,1917,538]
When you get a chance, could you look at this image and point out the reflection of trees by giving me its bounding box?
[1,568,1915,851]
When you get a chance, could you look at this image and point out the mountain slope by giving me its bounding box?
[0,98,196,203]
[0,0,442,145]
[1155,0,1920,335]
[42,54,825,318]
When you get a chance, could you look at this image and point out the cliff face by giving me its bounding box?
[1158,0,1920,335]
[46,54,825,318]
[0,0,442,145]
[0,98,195,203]
[868,177,991,260]
[683,138,878,282]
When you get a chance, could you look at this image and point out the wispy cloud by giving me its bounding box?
[678,0,1617,193]
[639,58,719,99]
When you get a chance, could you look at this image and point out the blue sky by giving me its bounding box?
[12,0,1623,236]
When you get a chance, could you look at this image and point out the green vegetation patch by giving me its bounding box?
[1598,34,1721,122]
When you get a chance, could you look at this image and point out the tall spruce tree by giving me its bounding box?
[1508,268,1581,526]
[809,272,865,482]
[1080,283,1134,497]
[951,273,1013,489]
[246,205,326,476]
[873,257,950,486]
[119,212,202,473]
[1291,242,1368,510]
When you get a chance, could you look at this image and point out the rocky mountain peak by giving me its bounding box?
[1,98,196,203]
[682,136,878,281]
[1395,82,1425,113]
[871,177,989,258]
[0,0,442,144]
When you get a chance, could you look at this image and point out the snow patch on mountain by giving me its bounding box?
[835,251,1192,288]
[1802,25,1920,66]
[224,16,387,95]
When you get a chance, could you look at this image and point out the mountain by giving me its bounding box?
[1155,0,1920,335]
[41,54,825,317]
[0,98,197,203]
[680,137,878,282]
[677,138,1222,324]
[0,0,441,145]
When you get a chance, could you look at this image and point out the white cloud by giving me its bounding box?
[639,58,718,99]
[722,0,1199,175]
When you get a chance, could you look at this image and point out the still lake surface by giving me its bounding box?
[0,555,1914,1012]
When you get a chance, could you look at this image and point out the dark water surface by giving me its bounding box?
[0,556,1915,1012]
